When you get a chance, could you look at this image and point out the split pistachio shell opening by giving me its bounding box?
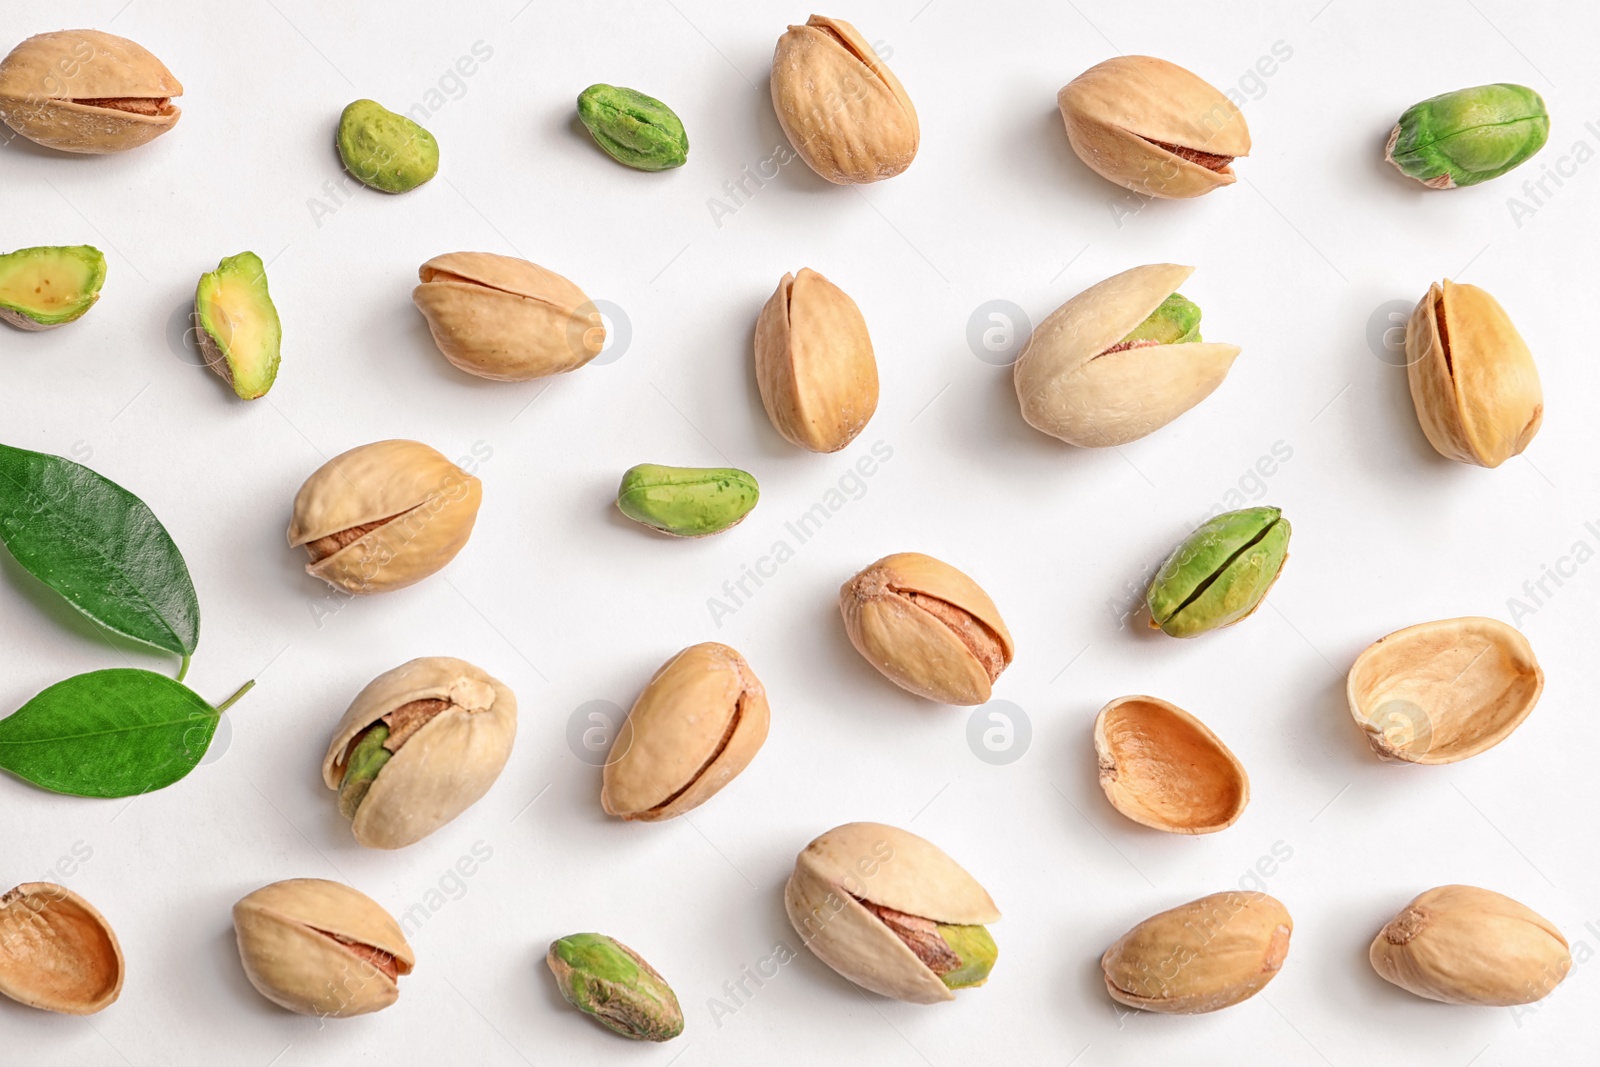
[1094,696,1249,834]
[1346,617,1542,765]
[576,84,689,171]
[322,657,517,849]
[0,245,105,330]
[1102,891,1292,1014]
[0,30,182,154]
[547,933,684,1041]
[337,99,440,193]
[784,822,1000,1004]
[616,464,759,537]
[1146,506,1290,637]
[840,552,1014,705]
[755,268,879,453]
[1013,264,1240,447]
[1405,279,1542,468]
[1386,84,1549,189]
[601,643,770,821]
[0,883,124,1014]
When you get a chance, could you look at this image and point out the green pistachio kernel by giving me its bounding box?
[336,722,392,820]
[1146,506,1291,638]
[616,463,759,537]
[336,99,439,193]
[1119,292,1202,347]
[0,245,106,330]
[937,924,999,990]
[1386,84,1549,189]
[576,84,689,171]
[547,933,684,1042]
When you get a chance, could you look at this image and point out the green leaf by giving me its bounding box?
[0,442,200,658]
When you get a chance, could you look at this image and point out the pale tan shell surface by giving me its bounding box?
[1346,617,1542,764]
[1094,696,1249,834]
[1102,891,1292,1014]
[322,657,518,849]
[601,642,770,821]
[754,268,880,453]
[0,883,124,1015]
[0,30,182,154]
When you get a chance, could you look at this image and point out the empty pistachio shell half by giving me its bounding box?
[601,643,770,821]
[755,268,879,453]
[288,439,482,595]
[323,657,517,849]
[0,30,182,154]
[412,251,605,382]
[1386,84,1549,189]
[1346,617,1542,765]
[1102,891,1292,1014]
[1058,56,1248,198]
[840,552,1014,705]
[547,933,684,1041]
[1094,695,1249,834]
[0,883,123,1014]
[616,463,759,537]
[1146,506,1290,638]
[233,878,414,1018]
[1370,886,1570,1006]
[785,822,1000,1004]
[1013,264,1240,447]
[1405,279,1542,468]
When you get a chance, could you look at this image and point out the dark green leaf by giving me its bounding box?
[0,442,199,658]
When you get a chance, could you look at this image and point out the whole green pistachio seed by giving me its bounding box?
[336,99,439,193]
[1117,292,1202,347]
[337,722,392,819]
[547,933,684,1041]
[616,463,759,537]
[937,924,999,990]
[1146,506,1290,638]
[576,84,689,171]
[1386,84,1548,189]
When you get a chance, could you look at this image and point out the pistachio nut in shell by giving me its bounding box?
[576,84,688,171]
[784,822,1000,1004]
[1102,891,1292,1014]
[1405,279,1541,468]
[1370,885,1570,1005]
[1346,617,1541,765]
[0,245,105,331]
[412,251,605,382]
[233,878,414,1017]
[601,643,769,821]
[337,99,439,193]
[323,657,517,849]
[616,464,759,537]
[840,552,1014,705]
[287,439,482,595]
[1094,695,1248,834]
[755,268,879,453]
[0,883,123,1015]
[770,15,918,184]
[1013,263,1240,446]
[547,933,684,1041]
[1387,84,1548,189]
[0,30,181,154]
[1058,56,1248,198]
[1146,506,1290,638]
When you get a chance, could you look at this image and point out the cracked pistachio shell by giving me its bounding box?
[547,933,684,1041]
[770,15,918,184]
[1094,696,1248,835]
[233,878,414,1018]
[1346,617,1542,765]
[0,883,123,1015]
[616,464,759,537]
[1013,264,1240,446]
[1370,886,1570,1006]
[0,30,181,154]
[287,440,482,596]
[1102,892,1292,1014]
[601,643,769,822]
[784,822,1000,1004]
[1405,280,1542,468]
[322,657,517,849]
[1058,56,1248,198]
[1386,84,1548,189]
[755,268,879,453]
[840,552,1014,705]
[1146,506,1290,638]
[412,252,604,382]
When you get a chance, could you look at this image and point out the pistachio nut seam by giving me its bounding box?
[1145,506,1290,637]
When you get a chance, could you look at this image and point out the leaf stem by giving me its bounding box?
[177,655,191,683]
[215,680,256,715]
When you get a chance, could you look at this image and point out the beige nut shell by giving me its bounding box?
[412,252,604,382]
[1102,891,1292,1014]
[1093,695,1249,835]
[770,16,919,184]
[1014,263,1240,446]
[0,30,182,154]
[0,883,124,1015]
[323,657,518,849]
[754,268,879,453]
[1405,280,1542,468]
[233,878,414,1018]
[784,822,999,1004]
[1346,616,1542,765]
[287,439,482,595]
[1058,56,1249,198]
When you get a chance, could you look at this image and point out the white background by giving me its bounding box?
[2,1,1596,1064]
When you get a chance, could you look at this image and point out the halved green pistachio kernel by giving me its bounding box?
[576,85,689,171]
[336,723,392,820]
[1115,292,1202,349]
[547,933,684,1042]
[1386,84,1548,189]
[0,245,107,330]
[337,99,439,193]
[616,464,759,537]
[1146,506,1290,638]
[862,901,998,990]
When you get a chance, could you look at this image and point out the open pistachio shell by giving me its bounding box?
[1346,617,1542,765]
[0,30,182,154]
[0,883,123,1014]
[1094,696,1249,834]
